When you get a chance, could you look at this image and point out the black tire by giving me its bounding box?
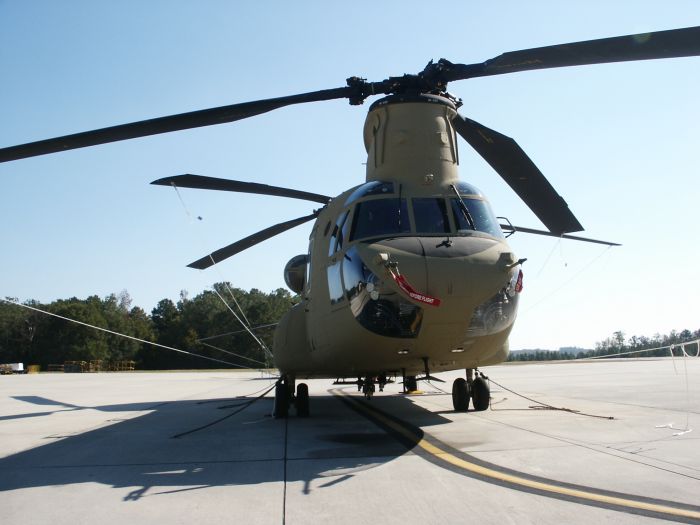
[452,377,469,411]
[405,375,418,392]
[296,383,310,417]
[363,380,375,400]
[471,376,490,411]
[273,381,289,419]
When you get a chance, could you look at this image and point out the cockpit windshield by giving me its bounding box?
[412,198,450,234]
[344,181,395,206]
[346,181,503,242]
[349,198,410,241]
[450,198,503,238]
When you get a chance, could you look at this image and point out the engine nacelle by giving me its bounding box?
[284,254,308,293]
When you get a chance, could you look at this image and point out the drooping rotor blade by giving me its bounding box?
[4,26,697,165]
[441,25,700,80]
[152,174,331,204]
[0,87,351,163]
[500,224,620,247]
[188,212,318,270]
[453,113,582,235]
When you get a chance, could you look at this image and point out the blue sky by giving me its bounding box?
[1,1,699,350]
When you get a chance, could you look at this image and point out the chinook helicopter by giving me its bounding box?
[2,26,699,418]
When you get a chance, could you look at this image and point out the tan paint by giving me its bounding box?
[274,95,518,378]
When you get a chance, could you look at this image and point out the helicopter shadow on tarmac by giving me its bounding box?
[0,388,454,501]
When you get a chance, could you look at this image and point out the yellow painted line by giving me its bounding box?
[335,390,700,521]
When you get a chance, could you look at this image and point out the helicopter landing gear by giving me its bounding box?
[452,377,470,411]
[273,377,290,419]
[296,383,310,417]
[362,376,375,400]
[404,375,418,393]
[471,370,490,411]
[275,376,311,418]
[377,374,387,392]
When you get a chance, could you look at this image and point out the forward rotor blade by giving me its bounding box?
[188,212,318,270]
[0,87,351,163]
[152,174,331,204]
[444,25,700,80]
[453,113,582,235]
[500,224,620,247]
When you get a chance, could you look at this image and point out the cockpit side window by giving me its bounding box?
[451,198,504,238]
[328,210,350,256]
[349,198,410,241]
[305,236,314,294]
[340,209,351,247]
[412,198,450,234]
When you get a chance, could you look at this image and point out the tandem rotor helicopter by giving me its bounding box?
[2,26,699,418]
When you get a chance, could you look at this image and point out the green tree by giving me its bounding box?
[3,286,297,370]
[0,298,43,364]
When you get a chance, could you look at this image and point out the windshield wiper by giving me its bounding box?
[450,184,476,230]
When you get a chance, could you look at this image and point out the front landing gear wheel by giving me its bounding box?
[296,383,309,417]
[273,380,289,419]
[471,376,490,411]
[452,377,469,411]
[405,375,418,392]
[362,377,375,400]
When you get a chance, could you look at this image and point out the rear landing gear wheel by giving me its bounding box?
[273,380,289,419]
[296,383,309,417]
[452,377,469,412]
[471,376,490,411]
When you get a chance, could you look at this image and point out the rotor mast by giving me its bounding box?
[363,94,461,190]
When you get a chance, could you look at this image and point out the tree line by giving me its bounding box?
[508,328,700,362]
[2,288,697,369]
[586,329,700,358]
[0,284,296,370]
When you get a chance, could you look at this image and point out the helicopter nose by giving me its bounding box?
[357,236,517,308]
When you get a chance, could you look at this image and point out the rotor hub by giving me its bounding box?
[368,92,460,112]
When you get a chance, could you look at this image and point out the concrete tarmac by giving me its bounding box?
[1,358,698,524]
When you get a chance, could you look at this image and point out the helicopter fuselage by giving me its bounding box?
[273,94,522,378]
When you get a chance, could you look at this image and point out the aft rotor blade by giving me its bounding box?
[444,25,700,80]
[0,87,351,163]
[500,224,620,247]
[453,113,582,235]
[188,212,318,270]
[152,174,331,204]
